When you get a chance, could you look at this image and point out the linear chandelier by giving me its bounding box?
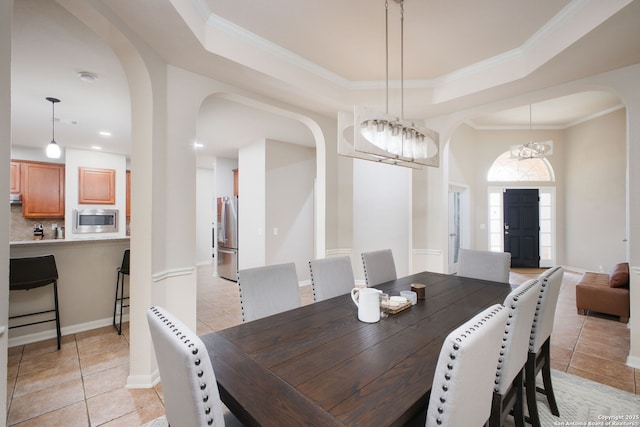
[338,0,439,169]
[510,104,553,160]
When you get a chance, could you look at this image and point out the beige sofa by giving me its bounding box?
[576,262,630,323]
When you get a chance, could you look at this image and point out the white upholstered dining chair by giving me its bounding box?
[456,248,511,283]
[147,306,225,427]
[361,249,397,286]
[426,304,509,427]
[238,262,301,322]
[490,279,542,427]
[525,266,564,427]
[309,256,355,301]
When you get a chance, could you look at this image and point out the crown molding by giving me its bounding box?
[179,0,632,100]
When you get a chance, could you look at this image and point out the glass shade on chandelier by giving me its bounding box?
[355,106,438,166]
[509,104,553,160]
[510,140,553,160]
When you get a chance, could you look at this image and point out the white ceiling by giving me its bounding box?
[10,0,640,159]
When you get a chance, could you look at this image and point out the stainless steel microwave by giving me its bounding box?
[73,209,118,233]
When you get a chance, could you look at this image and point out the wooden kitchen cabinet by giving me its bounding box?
[126,170,131,217]
[10,161,21,194]
[233,169,238,196]
[78,167,116,204]
[21,161,65,218]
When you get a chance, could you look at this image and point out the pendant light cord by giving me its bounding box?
[51,100,55,142]
[400,0,404,120]
[385,0,389,115]
[384,0,405,119]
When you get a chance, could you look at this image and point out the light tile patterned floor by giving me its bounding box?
[5,266,637,425]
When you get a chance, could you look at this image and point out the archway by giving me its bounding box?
[196,92,327,269]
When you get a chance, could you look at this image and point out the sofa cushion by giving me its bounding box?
[609,262,630,288]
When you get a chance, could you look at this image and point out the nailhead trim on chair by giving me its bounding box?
[308,260,319,300]
[150,307,214,426]
[434,305,505,425]
[360,253,370,287]
[529,281,546,348]
[494,280,540,391]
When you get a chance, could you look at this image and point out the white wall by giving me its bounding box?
[238,141,266,269]
[265,140,315,282]
[196,167,215,265]
[564,109,627,271]
[215,157,237,200]
[237,139,315,282]
[353,159,411,280]
[64,149,127,239]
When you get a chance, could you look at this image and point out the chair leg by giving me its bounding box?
[118,272,125,334]
[52,280,61,350]
[113,270,121,331]
[525,352,541,427]
[540,339,559,416]
[489,392,501,427]
[512,370,525,427]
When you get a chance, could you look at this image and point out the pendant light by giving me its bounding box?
[510,104,553,160]
[338,0,439,169]
[45,97,62,159]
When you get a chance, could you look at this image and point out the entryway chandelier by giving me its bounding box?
[510,104,553,160]
[338,0,439,169]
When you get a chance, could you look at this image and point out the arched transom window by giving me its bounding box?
[487,151,554,182]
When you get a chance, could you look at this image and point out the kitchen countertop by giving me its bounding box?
[10,236,130,247]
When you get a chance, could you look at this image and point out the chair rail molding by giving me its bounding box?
[325,248,352,257]
[151,266,195,283]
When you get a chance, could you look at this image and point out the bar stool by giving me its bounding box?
[113,249,130,335]
[9,254,62,350]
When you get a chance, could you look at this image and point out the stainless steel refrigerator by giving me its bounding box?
[217,196,238,281]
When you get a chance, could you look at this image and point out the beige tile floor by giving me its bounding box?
[6,266,637,425]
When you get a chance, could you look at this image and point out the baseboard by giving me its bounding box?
[7,315,128,348]
[627,355,640,369]
[299,279,311,287]
[126,370,160,389]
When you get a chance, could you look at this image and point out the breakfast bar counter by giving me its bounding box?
[9,237,130,346]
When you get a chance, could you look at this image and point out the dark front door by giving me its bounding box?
[504,189,540,268]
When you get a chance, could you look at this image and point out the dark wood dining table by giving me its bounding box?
[201,271,512,427]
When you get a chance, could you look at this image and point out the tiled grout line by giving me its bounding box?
[566,311,585,374]
[75,334,92,427]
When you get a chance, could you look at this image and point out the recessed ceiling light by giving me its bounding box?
[91,146,103,150]
[194,142,204,149]
[78,71,98,83]
[99,131,112,137]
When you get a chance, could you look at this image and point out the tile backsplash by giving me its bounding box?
[11,204,64,241]
[11,205,131,241]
